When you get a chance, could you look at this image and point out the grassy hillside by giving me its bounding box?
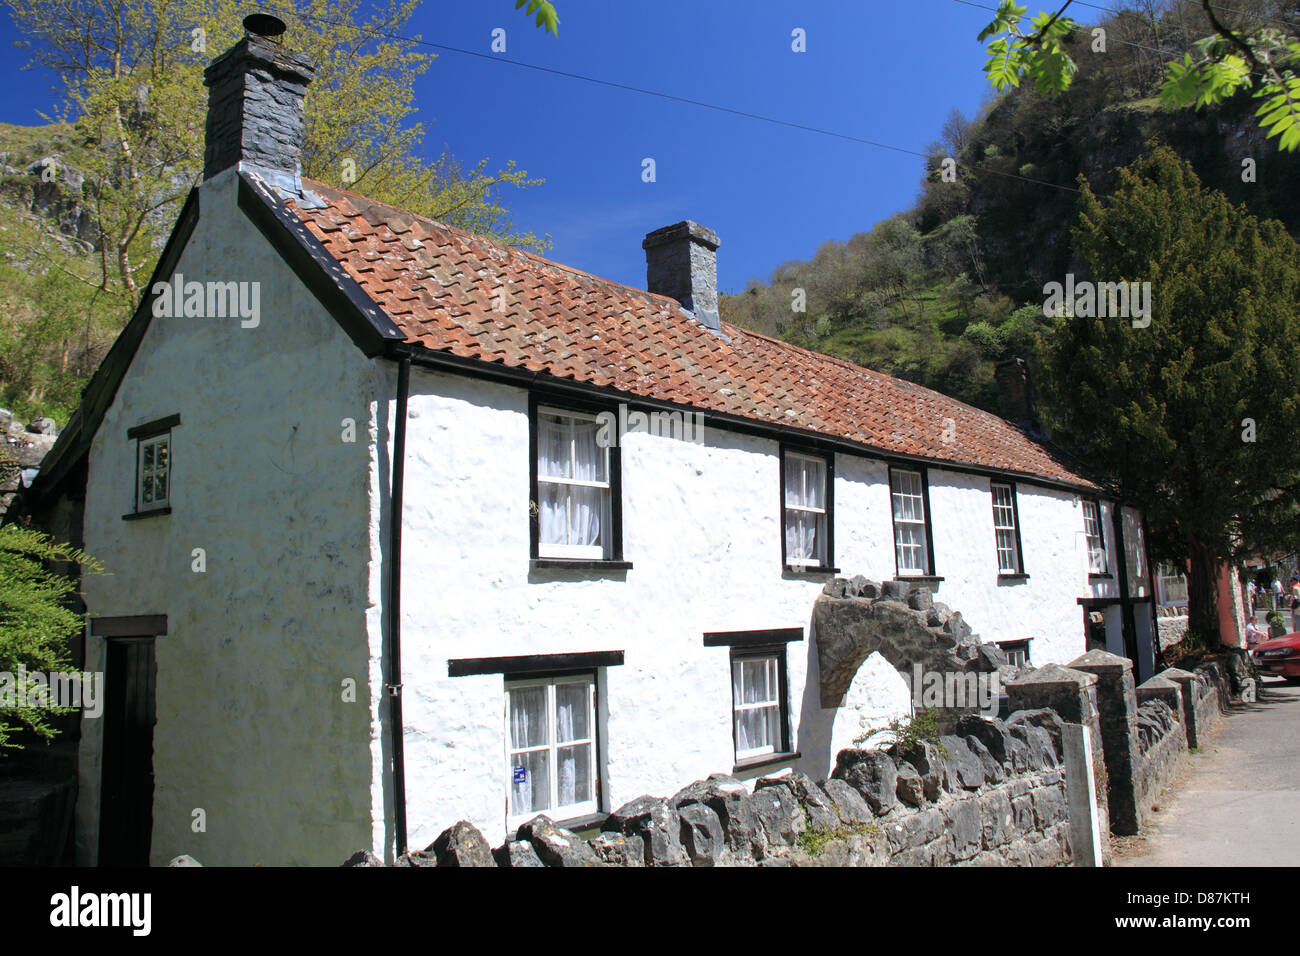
[720,1,1300,415]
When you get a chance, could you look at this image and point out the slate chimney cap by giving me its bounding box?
[242,13,286,38]
[643,220,719,252]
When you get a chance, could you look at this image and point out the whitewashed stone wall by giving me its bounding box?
[391,368,1108,845]
[78,169,383,865]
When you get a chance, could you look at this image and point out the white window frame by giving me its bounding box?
[1157,563,1188,607]
[1082,500,1108,574]
[535,406,612,560]
[731,651,786,763]
[991,482,1021,574]
[891,468,931,575]
[783,450,829,569]
[505,673,599,831]
[136,433,170,511]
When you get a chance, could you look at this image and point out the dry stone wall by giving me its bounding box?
[345,710,1074,868]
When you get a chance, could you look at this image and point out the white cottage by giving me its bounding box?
[21,28,1160,866]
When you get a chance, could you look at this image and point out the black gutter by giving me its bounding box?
[388,351,411,856]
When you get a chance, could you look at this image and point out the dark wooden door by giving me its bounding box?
[98,637,157,866]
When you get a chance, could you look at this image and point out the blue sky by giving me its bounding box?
[0,0,1016,294]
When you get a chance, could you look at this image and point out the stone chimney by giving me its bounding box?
[995,357,1034,428]
[203,17,315,197]
[643,221,722,333]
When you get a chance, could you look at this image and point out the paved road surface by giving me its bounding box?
[1117,677,1300,866]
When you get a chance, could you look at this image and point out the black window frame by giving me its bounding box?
[704,628,802,771]
[779,443,836,573]
[528,393,629,571]
[996,638,1032,668]
[990,480,1027,579]
[122,414,179,521]
[888,464,937,579]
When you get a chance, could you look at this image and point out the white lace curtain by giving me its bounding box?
[538,414,603,549]
[784,455,825,564]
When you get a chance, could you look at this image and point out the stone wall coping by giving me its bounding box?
[1068,649,1134,674]
[1137,674,1180,691]
[1007,663,1098,687]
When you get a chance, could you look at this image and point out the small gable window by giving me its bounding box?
[124,415,179,519]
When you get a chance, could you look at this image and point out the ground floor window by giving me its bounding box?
[731,647,790,763]
[506,673,598,829]
[997,639,1031,668]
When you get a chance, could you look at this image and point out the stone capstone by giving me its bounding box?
[604,796,687,866]
[822,777,874,824]
[894,761,926,807]
[340,850,380,867]
[587,832,645,867]
[756,771,840,831]
[831,749,899,814]
[494,840,546,867]
[750,782,804,847]
[430,820,494,867]
[938,735,985,790]
[678,802,726,866]
[517,816,602,867]
[672,773,765,859]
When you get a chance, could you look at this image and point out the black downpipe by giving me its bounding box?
[389,355,411,856]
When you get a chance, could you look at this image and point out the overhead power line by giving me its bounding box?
[282,6,1082,195]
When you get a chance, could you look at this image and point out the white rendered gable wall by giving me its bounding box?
[77,168,385,866]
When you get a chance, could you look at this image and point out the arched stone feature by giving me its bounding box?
[813,578,1003,712]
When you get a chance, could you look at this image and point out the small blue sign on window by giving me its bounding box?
[512,766,527,784]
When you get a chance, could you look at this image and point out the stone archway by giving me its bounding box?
[813,577,1004,727]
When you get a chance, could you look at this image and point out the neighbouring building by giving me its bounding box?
[15,24,1161,865]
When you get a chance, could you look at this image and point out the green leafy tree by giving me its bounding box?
[978,1,1300,151]
[0,524,104,751]
[5,0,551,308]
[1039,144,1300,643]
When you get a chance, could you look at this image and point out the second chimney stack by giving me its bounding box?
[643,221,721,332]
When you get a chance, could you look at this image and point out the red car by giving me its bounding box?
[1252,631,1300,681]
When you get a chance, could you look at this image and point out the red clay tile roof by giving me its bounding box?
[289,178,1095,489]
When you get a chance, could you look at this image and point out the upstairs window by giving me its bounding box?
[782,450,832,570]
[891,467,933,576]
[991,482,1023,574]
[1082,500,1108,574]
[534,407,614,561]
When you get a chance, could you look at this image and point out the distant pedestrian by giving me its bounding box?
[1291,576,1300,632]
[1273,578,1283,610]
[1248,580,1257,615]
[1246,619,1267,646]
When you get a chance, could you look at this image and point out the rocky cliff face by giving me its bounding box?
[1,410,59,516]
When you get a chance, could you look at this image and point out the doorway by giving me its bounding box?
[97,636,157,866]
